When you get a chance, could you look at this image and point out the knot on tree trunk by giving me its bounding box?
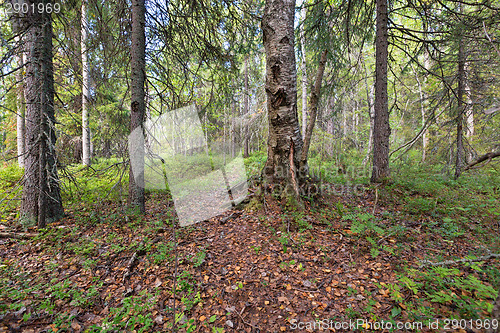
[271,87,287,108]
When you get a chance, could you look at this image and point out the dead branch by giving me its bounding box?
[122,239,147,283]
[122,251,138,282]
[419,254,500,268]
[236,306,261,330]
[464,151,500,171]
[0,232,38,239]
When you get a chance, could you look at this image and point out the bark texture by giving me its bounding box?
[300,5,307,139]
[371,0,391,183]
[128,0,146,214]
[21,0,63,227]
[262,0,304,198]
[81,0,91,166]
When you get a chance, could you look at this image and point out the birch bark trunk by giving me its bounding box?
[262,0,304,200]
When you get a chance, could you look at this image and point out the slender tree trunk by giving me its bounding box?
[16,47,26,168]
[262,0,304,199]
[423,50,430,162]
[371,0,391,183]
[222,107,227,166]
[300,50,328,165]
[243,57,250,158]
[362,52,374,162]
[128,0,146,213]
[11,9,26,167]
[342,106,347,137]
[465,84,474,138]
[21,0,63,227]
[420,90,427,162]
[455,18,465,179]
[300,5,307,138]
[415,54,431,162]
[465,80,474,162]
[419,19,431,162]
[231,100,236,158]
[81,0,91,166]
[353,103,359,146]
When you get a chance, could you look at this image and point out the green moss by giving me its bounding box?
[282,186,303,211]
[245,196,262,212]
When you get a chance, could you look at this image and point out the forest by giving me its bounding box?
[0,0,499,331]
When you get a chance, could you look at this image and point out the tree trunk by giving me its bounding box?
[465,80,474,163]
[465,89,474,139]
[342,104,347,137]
[15,40,26,167]
[243,57,250,158]
[362,52,374,163]
[21,20,41,226]
[371,0,391,183]
[353,103,359,145]
[10,7,26,167]
[81,0,91,166]
[231,100,236,158]
[300,50,328,165]
[128,0,146,214]
[21,0,63,227]
[416,54,431,162]
[262,0,304,199]
[455,17,465,179]
[300,5,307,139]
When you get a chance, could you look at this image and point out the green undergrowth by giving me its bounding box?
[0,154,499,331]
[0,212,209,332]
[386,265,498,325]
[60,158,129,206]
[0,164,23,221]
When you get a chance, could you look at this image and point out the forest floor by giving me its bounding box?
[0,163,499,333]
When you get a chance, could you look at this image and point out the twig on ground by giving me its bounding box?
[122,238,147,282]
[0,232,38,239]
[122,251,138,282]
[292,286,321,293]
[236,306,260,330]
[419,254,500,268]
[377,232,394,245]
[317,276,333,290]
